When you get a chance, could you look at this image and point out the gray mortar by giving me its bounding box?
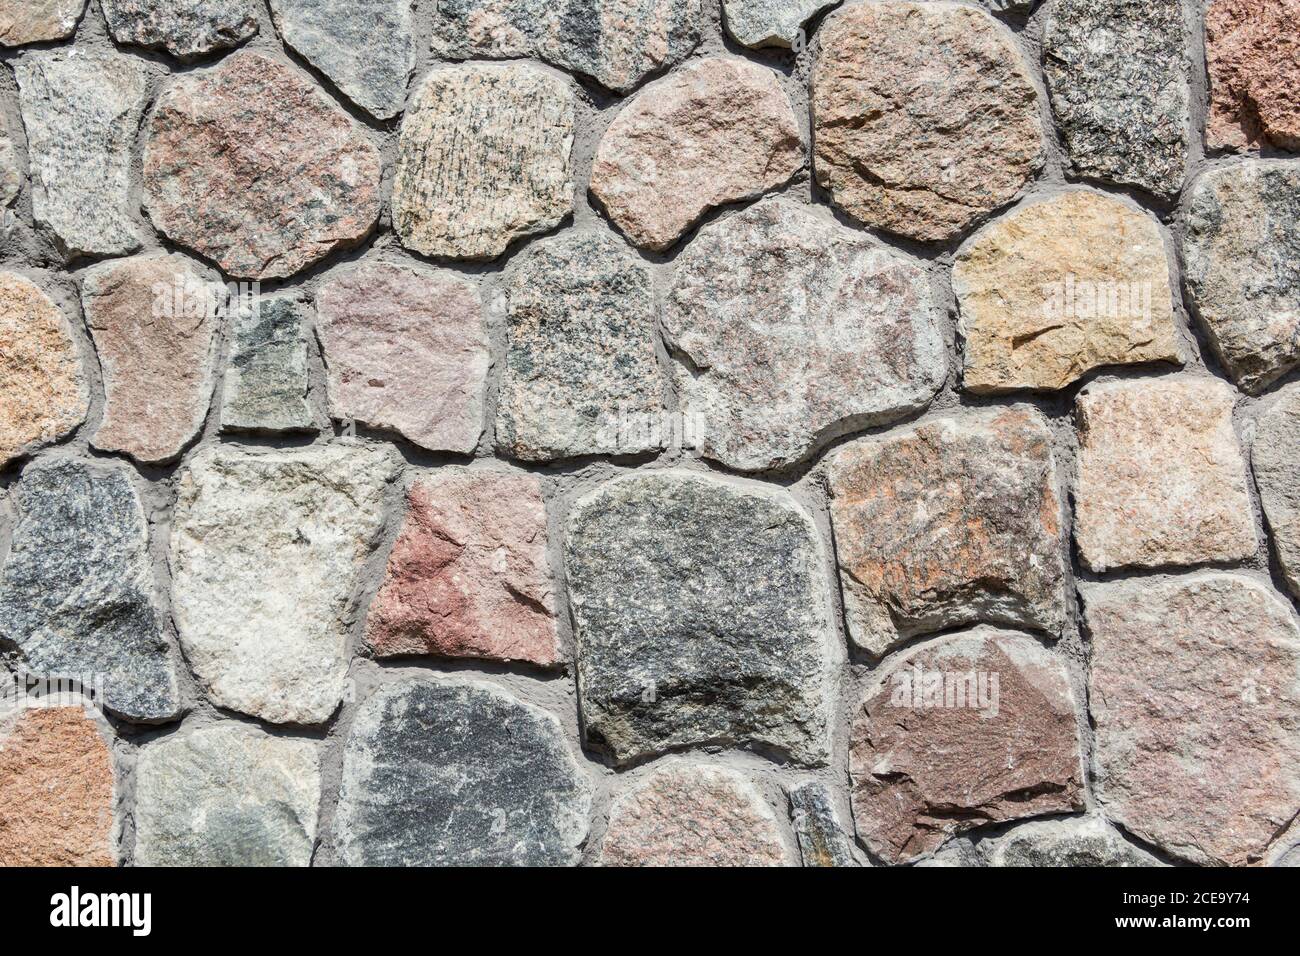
[2,0,1297,868]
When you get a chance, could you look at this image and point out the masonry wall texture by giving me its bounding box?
[1,0,1298,869]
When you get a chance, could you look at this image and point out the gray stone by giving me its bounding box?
[335,678,592,866]
[788,781,856,867]
[1252,384,1300,599]
[0,127,21,206]
[430,0,699,93]
[134,726,319,867]
[565,471,837,767]
[170,443,398,725]
[1042,0,1189,197]
[1185,161,1300,394]
[270,0,415,120]
[916,839,985,867]
[220,297,314,434]
[665,197,945,472]
[983,815,1165,867]
[722,0,834,48]
[101,0,259,59]
[15,50,148,258]
[0,459,180,723]
[496,231,663,461]
[1275,845,1300,867]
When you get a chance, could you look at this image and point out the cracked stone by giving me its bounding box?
[0,0,86,46]
[788,781,856,867]
[1255,385,1300,600]
[1206,0,1300,152]
[101,0,259,59]
[220,296,314,434]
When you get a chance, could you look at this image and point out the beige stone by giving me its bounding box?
[0,0,86,46]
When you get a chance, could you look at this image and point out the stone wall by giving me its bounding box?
[1,0,1298,867]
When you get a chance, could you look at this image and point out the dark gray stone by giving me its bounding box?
[0,459,180,722]
[1252,384,1300,599]
[335,679,592,866]
[220,296,314,434]
[101,0,259,59]
[788,781,856,867]
[1185,161,1300,394]
[1043,0,1189,197]
[983,815,1165,867]
[270,0,415,120]
[565,471,837,767]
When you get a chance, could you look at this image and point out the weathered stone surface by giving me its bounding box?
[984,815,1163,867]
[220,296,313,434]
[955,191,1182,393]
[1042,0,1188,197]
[0,708,114,866]
[1255,385,1300,599]
[590,57,803,252]
[144,51,382,280]
[366,470,561,667]
[828,408,1066,658]
[393,64,575,261]
[0,0,86,46]
[316,262,489,453]
[170,444,398,724]
[270,0,415,119]
[0,128,21,206]
[0,459,180,722]
[665,198,945,472]
[788,781,856,867]
[1074,376,1256,573]
[1086,574,1300,866]
[336,678,591,866]
[812,2,1043,243]
[0,273,88,468]
[431,0,699,93]
[1206,0,1300,151]
[1277,845,1300,867]
[496,231,662,461]
[1184,161,1300,394]
[134,726,319,867]
[101,0,259,59]
[722,0,834,48]
[565,472,836,766]
[82,254,219,465]
[602,765,790,867]
[15,50,147,257]
[849,628,1084,864]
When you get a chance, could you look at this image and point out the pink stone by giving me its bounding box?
[1206,0,1300,151]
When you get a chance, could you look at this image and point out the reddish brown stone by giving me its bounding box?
[0,707,114,867]
[366,470,560,667]
[1206,0,1300,151]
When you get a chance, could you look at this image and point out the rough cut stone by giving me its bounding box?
[101,0,259,59]
[983,815,1163,867]
[1086,573,1300,866]
[496,231,662,461]
[270,0,414,119]
[1255,385,1300,599]
[144,51,382,280]
[1074,376,1256,573]
[0,272,89,468]
[664,198,945,472]
[827,408,1067,658]
[601,765,790,867]
[1042,0,1188,197]
[0,0,86,46]
[565,472,836,767]
[0,708,114,867]
[82,254,219,465]
[1184,161,1300,394]
[220,296,313,434]
[0,459,180,722]
[170,443,398,725]
[366,470,561,667]
[134,726,319,867]
[0,128,21,206]
[431,0,699,93]
[788,781,856,867]
[316,262,489,453]
[15,50,147,258]
[849,628,1084,864]
[393,64,575,261]
[812,2,1043,243]
[954,191,1182,393]
[1206,0,1300,151]
[590,56,803,252]
[336,678,592,866]
[722,0,834,48]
